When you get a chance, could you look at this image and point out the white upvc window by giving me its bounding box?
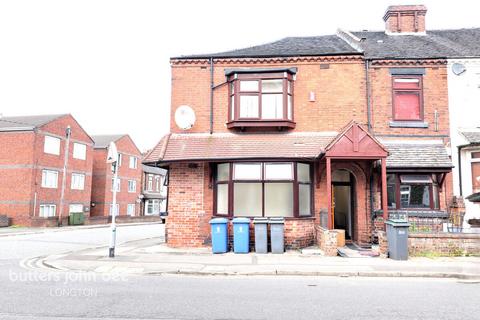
[39,204,56,217]
[147,174,153,191]
[44,136,60,155]
[118,154,122,167]
[111,178,121,191]
[129,156,137,169]
[109,204,120,216]
[128,180,136,193]
[69,204,83,213]
[71,173,85,190]
[127,204,135,216]
[145,200,161,215]
[73,143,87,160]
[155,175,161,192]
[42,170,58,188]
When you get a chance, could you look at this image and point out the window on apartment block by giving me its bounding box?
[111,178,121,192]
[109,204,120,216]
[71,173,85,190]
[386,174,439,210]
[392,76,423,121]
[39,204,56,218]
[128,180,136,193]
[69,204,83,214]
[227,70,295,129]
[129,156,137,169]
[44,136,60,155]
[214,162,312,217]
[472,152,480,193]
[127,204,135,216]
[42,170,58,188]
[73,143,87,160]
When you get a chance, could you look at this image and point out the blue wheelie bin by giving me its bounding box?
[209,218,228,253]
[232,218,250,253]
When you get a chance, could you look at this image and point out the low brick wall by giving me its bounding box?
[377,230,388,257]
[85,215,163,226]
[284,218,315,249]
[316,226,338,256]
[408,233,480,256]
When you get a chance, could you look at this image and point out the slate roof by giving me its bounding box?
[0,114,67,131]
[91,134,126,149]
[143,132,338,163]
[351,28,480,59]
[142,164,167,175]
[460,131,480,144]
[382,140,453,169]
[173,35,359,59]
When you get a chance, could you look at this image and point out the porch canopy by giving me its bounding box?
[321,122,389,229]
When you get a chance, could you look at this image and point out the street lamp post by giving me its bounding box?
[58,126,71,227]
[107,142,118,258]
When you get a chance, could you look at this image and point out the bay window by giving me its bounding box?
[214,162,312,217]
[387,174,439,210]
[227,69,295,129]
[472,152,480,193]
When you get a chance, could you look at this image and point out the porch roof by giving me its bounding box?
[382,140,453,169]
[143,132,337,164]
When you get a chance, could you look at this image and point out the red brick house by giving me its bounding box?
[90,135,142,218]
[144,5,478,248]
[140,165,168,218]
[0,114,94,227]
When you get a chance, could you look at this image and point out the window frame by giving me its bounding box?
[41,170,58,188]
[39,204,56,218]
[129,156,137,169]
[72,142,87,160]
[471,151,480,193]
[213,161,313,218]
[391,75,424,122]
[127,203,135,216]
[71,173,85,190]
[386,173,439,210]
[128,180,137,193]
[227,72,295,129]
[43,135,61,155]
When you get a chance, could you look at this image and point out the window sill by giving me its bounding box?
[227,120,296,130]
[389,121,428,128]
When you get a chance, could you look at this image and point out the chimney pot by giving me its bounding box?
[383,5,427,34]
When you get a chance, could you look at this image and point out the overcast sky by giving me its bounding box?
[1,0,479,151]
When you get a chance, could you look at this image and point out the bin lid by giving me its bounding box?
[232,217,250,224]
[268,217,285,224]
[386,219,410,227]
[209,218,228,224]
[253,217,269,224]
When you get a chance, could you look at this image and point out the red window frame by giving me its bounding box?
[392,76,423,121]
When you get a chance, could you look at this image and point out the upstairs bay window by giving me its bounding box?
[214,162,312,218]
[226,69,295,129]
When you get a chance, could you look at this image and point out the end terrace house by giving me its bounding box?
[144,5,474,248]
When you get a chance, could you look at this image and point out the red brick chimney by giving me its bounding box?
[383,5,427,34]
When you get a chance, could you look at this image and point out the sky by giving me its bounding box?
[0,0,479,151]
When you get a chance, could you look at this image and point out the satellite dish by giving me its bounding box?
[174,105,196,130]
[452,63,466,76]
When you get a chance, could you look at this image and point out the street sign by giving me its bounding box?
[106,141,118,163]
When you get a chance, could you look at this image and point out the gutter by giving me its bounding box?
[209,57,214,134]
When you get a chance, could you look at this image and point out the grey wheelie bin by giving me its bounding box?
[269,217,285,254]
[385,219,410,260]
[253,217,268,253]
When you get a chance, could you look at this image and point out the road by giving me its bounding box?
[0,224,478,320]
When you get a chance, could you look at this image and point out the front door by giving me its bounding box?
[332,169,354,240]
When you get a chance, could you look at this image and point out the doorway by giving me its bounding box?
[332,170,355,240]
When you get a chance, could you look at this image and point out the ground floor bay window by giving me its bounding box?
[214,162,312,217]
[387,173,440,210]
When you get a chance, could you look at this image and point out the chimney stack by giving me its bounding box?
[383,5,427,34]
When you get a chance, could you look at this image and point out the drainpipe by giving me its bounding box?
[364,59,372,133]
[458,145,464,196]
[209,57,214,135]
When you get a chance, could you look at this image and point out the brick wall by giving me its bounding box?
[408,233,480,256]
[316,226,338,256]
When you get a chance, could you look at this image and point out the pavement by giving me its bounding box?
[37,237,480,280]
